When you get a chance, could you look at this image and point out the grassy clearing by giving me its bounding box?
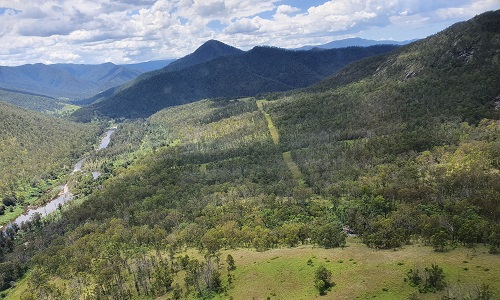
[50,102,81,116]
[222,239,500,300]
[2,271,29,299]
[0,206,24,227]
[6,236,499,300]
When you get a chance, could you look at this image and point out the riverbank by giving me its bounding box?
[0,127,116,229]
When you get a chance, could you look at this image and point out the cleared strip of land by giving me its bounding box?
[257,100,280,145]
[282,151,306,187]
[257,99,307,186]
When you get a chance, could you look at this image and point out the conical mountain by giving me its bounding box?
[164,40,245,72]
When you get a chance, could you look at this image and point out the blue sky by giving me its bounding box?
[0,0,499,66]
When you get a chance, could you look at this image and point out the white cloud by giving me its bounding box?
[48,50,81,62]
[0,0,498,65]
[195,0,226,17]
[225,17,262,34]
[276,5,300,15]
[434,0,500,19]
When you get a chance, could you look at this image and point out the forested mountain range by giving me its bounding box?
[72,40,246,107]
[1,10,499,300]
[294,37,415,51]
[0,62,142,100]
[72,42,399,121]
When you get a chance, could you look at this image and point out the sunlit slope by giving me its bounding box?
[0,102,98,223]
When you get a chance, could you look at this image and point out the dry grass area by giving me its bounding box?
[222,238,500,300]
[7,239,499,300]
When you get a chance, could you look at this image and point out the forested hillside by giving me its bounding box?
[1,10,499,300]
[0,62,142,99]
[72,41,246,109]
[72,44,398,121]
[0,88,79,115]
[0,102,99,225]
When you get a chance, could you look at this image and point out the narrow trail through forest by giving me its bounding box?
[257,100,306,187]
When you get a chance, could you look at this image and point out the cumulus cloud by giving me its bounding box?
[0,0,498,65]
[225,17,262,34]
[195,0,226,17]
[48,50,81,62]
[434,0,500,19]
[276,5,300,15]
[17,19,78,37]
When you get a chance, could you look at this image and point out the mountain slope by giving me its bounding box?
[0,102,98,222]
[72,44,398,120]
[307,10,500,123]
[263,9,500,209]
[294,37,415,50]
[0,63,142,99]
[77,40,245,106]
[0,88,63,113]
[54,63,142,92]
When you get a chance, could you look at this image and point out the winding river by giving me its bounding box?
[7,127,116,227]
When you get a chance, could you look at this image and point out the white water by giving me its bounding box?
[4,128,116,228]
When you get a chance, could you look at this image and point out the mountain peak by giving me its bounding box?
[192,39,243,58]
[162,40,244,72]
[198,39,227,47]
